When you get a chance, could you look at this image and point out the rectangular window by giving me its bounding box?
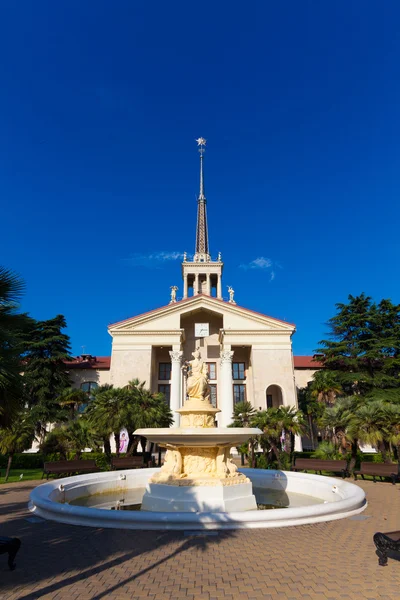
[232,362,246,380]
[233,384,246,404]
[207,363,216,380]
[267,394,273,409]
[158,363,171,380]
[158,384,171,406]
[209,384,217,408]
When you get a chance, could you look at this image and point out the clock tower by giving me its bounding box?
[182,138,223,299]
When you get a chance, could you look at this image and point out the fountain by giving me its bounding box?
[135,348,261,512]
[28,349,367,529]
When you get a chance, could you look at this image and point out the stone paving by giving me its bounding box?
[0,478,399,600]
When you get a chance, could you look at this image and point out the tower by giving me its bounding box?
[182,138,223,298]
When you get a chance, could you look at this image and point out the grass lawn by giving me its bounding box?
[0,468,43,484]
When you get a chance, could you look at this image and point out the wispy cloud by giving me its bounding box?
[239,256,278,282]
[125,251,184,268]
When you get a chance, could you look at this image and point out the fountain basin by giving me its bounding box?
[28,467,367,530]
[134,427,261,447]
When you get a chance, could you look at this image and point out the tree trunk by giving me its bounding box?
[270,442,282,469]
[379,441,390,463]
[5,454,13,482]
[103,436,111,459]
[290,432,295,456]
[308,414,315,450]
[114,432,120,457]
[349,440,358,473]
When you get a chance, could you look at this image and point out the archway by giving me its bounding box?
[266,385,283,409]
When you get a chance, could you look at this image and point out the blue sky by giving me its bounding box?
[1,1,400,356]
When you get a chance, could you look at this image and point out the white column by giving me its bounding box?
[206,273,211,296]
[219,349,234,427]
[169,350,183,426]
[183,275,188,299]
[194,273,199,295]
[217,275,222,299]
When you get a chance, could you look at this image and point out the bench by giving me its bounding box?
[0,537,21,570]
[42,459,98,479]
[111,454,153,470]
[354,462,399,484]
[373,531,400,565]
[292,458,349,478]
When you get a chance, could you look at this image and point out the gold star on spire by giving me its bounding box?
[196,137,206,146]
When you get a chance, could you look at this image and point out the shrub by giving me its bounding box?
[312,442,341,460]
[0,453,44,469]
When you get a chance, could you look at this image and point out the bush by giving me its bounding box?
[0,453,44,469]
[312,442,341,460]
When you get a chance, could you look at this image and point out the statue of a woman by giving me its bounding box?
[186,348,209,401]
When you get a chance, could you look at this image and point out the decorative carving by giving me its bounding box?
[150,445,183,483]
[181,446,216,477]
[220,350,234,364]
[180,413,215,428]
[169,286,178,303]
[169,350,183,363]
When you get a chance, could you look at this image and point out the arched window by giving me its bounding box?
[266,385,283,409]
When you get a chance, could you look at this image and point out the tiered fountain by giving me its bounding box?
[29,349,367,530]
[136,349,261,512]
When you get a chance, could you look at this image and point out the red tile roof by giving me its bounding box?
[293,356,323,369]
[64,355,322,370]
[65,356,111,369]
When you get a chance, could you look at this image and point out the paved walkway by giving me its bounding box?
[0,478,399,600]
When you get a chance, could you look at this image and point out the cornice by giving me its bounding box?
[111,329,185,338]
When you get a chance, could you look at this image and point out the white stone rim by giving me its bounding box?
[28,468,367,530]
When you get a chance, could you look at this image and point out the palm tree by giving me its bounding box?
[252,408,284,468]
[230,401,257,466]
[85,387,129,456]
[63,418,102,458]
[278,405,305,455]
[58,387,89,419]
[125,379,173,453]
[0,267,33,427]
[310,370,343,407]
[0,413,35,481]
[230,401,256,427]
[348,401,392,463]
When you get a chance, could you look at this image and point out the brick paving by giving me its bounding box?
[0,479,399,600]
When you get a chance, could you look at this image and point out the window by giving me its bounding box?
[209,384,217,408]
[80,381,98,399]
[233,384,246,404]
[267,394,273,409]
[79,381,98,413]
[158,363,171,380]
[207,363,216,379]
[158,384,171,406]
[232,362,245,380]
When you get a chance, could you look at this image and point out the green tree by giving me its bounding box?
[58,387,89,419]
[0,412,36,481]
[310,370,343,407]
[316,293,400,396]
[230,401,257,466]
[24,315,72,443]
[0,267,33,426]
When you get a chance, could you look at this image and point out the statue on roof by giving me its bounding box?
[227,286,236,304]
[170,286,178,304]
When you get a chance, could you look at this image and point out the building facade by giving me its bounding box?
[67,139,322,444]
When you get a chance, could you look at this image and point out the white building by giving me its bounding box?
[67,140,322,437]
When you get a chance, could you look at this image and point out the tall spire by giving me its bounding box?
[194,137,210,262]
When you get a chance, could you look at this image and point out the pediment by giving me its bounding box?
[108,295,295,335]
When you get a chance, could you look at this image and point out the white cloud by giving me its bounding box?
[126,251,184,268]
[239,256,278,282]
